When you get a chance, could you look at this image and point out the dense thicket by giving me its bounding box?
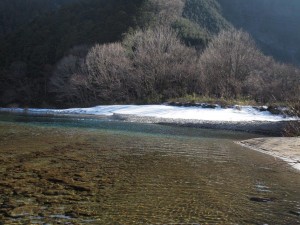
[199,30,300,102]
[50,27,201,106]
[49,28,300,106]
[124,27,200,102]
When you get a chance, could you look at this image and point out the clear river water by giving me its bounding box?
[0,112,299,224]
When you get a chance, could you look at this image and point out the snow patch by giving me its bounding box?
[0,104,298,122]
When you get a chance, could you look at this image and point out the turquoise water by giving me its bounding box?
[0,112,299,224]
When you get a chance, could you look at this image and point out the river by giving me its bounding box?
[0,112,299,224]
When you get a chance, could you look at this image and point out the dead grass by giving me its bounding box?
[167,95,258,107]
[283,101,300,137]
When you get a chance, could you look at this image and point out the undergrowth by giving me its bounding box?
[283,101,300,137]
[168,95,259,107]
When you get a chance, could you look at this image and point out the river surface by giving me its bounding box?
[0,112,299,224]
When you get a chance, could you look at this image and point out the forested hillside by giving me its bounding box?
[182,0,231,33]
[217,0,300,65]
[0,0,77,37]
[0,0,299,107]
[0,0,148,106]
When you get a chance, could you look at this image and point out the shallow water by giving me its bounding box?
[0,113,299,224]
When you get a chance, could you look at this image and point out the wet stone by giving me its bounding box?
[289,210,300,216]
[65,211,79,218]
[43,189,74,196]
[249,197,276,203]
[9,205,41,218]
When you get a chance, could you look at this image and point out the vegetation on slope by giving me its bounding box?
[50,28,299,107]
[0,0,148,106]
[0,0,299,109]
[0,0,78,37]
[182,0,231,34]
[217,0,300,65]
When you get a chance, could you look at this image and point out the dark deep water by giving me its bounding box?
[0,112,299,224]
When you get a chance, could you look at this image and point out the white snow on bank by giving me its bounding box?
[0,105,298,122]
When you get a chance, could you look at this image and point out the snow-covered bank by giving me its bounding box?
[237,138,300,172]
[0,104,298,122]
[0,105,298,135]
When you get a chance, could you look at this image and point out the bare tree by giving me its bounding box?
[50,28,299,107]
[200,29,264,99]
[50,54,90,105]
[85,43,134,103]
[125,26,200,101]
[50,46,90,105]
[243,57,300,103]
[273,63,300,101]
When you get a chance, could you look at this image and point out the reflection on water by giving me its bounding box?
[0,113,299,224]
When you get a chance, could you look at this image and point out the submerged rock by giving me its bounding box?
[249,197,276,203]
[289,210,300,216]
[9,205,40,218]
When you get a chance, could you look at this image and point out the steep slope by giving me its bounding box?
[182,0,231,34]
[0,0,147,106]
[217,0,300,65]
[169,0,231,50]
[0,0,299,107]
[0,0,147,67]
[0,0,77,37]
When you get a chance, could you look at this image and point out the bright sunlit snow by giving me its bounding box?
[0,105,298,122]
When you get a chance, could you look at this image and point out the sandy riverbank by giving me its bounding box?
[237,137,300,171]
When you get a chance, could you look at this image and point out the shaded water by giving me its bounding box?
[0,113,299,224]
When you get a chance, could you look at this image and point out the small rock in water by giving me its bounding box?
[289,210,300,216]
[249,197,275,203]
[9,205,40,218]
[65,211,78,218]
